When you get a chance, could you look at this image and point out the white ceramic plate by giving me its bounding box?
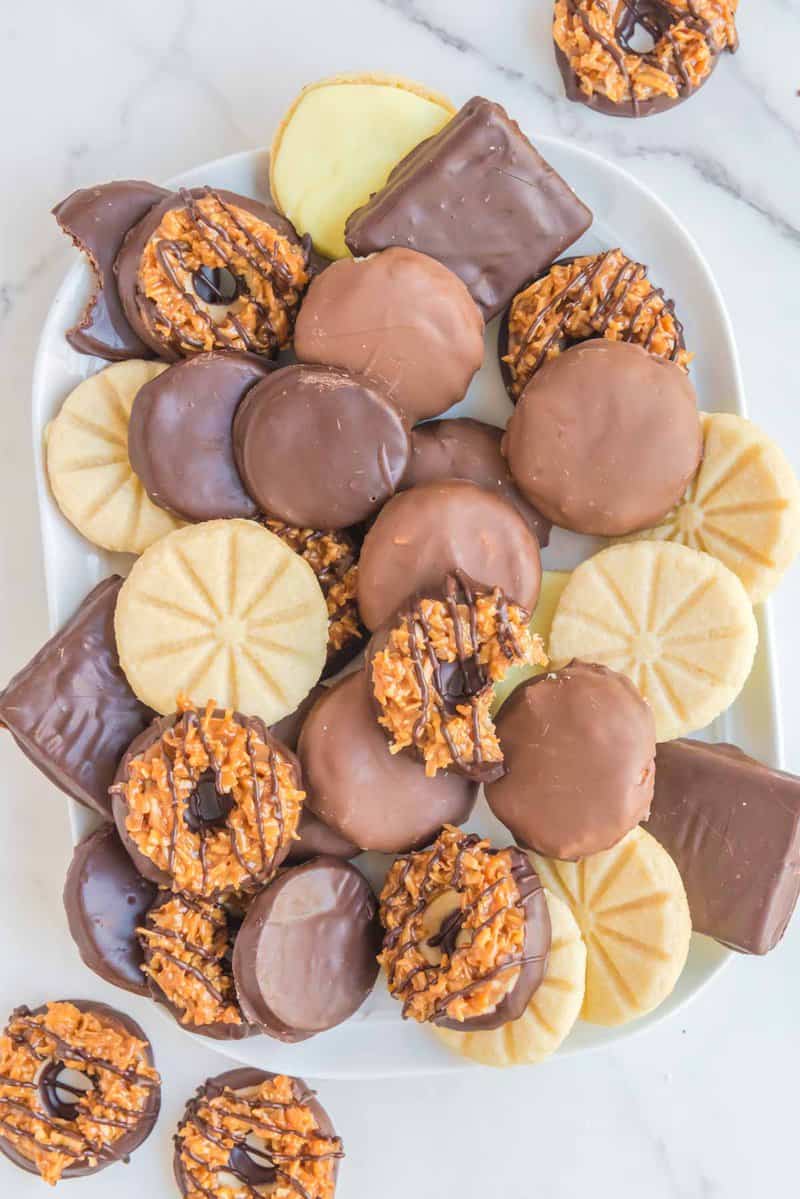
[32,141,783,1078]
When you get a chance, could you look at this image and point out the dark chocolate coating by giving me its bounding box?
[401,418,551,548]
[63,824,156,996]
[0,577,154,818]
[233,364,410,528]
[128,351,273,521]
[345,96,592,321]
[233,857,380,1041]
[487,661,656,859]
[357,478,542,631]
[0,1000,160,1180]
[298,670,477,853]
[269,683,327,752]
[53,181,167,360]
[644,740,800,954]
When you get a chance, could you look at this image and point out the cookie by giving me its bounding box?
[491,569,570,714]
[115,187,310,360]
[432,888,585,1066]
[293,248,484,424]
[234,364,409,528]
[111,700,305,897]
[45,359,181,554]
[0,1000,160,1184]
[270,72,454,259]
[114,518,328,720]
[548,541,758,741]
[379,827,551,1030]
[233,857,381,1041]
[128,351,272,521]
[531,827,691,1026]
[618,412,800,603]
[503,340,703,536]
[369,573,546,782]
[487,661,655,859]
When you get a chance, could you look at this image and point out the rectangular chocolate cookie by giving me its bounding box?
[0,577,154,818]
[644,740,800,955]
[345,96,593,321]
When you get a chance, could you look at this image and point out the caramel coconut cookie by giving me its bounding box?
[111,699,304,898]
[115,187,311,360]
[379,826,551,1029]
[370,574,546,782]
[0,1000,160,1184]
[500,249,690,401]
[553,0,739,119]
[138,892,255,1041]
[174,1068,343,1199]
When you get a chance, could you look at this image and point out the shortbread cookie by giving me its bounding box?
[270,73,454,259]
[548,542,758,741]
[115,519,328,720]
[46,360,180,553]
[492,570,570,713]
[618,412,800,603]
[531,827,691,1026]
[432,889,586,1066]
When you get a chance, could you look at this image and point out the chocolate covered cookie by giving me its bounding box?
[357,479,542,631]
[293,247,484,422]
[298,670,477,853]
[63,825,157,996]
[233,857,380,1041]
[115,187,310,360]
[379,826,551,1029]
[128,351,272,521]
[503,340,702,536]
[0,1000,160,1184]
[234,364,409,528]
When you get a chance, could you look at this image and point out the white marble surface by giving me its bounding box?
[0,2,799,1195]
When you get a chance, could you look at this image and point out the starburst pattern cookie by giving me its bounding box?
[548,542,758,741]
[46,360,181,553]
[114,519,328,721]
[431,889,586,1066]
[618,412,800,603]
[531,827,691,1027]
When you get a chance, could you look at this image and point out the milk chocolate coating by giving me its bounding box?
[644,740,800,954]
[298,670,476,852]
[128,351,272,521]
[233,857,380,1041]
[503,340,702,536]
[401,418,551,548]
[63,825,156,996]
[0,577,154,818]
[53,181,167,360]
[487,661,656,859]
[234,364,410,528]
[357,478,542,632]
[0,1000,160,1180]
[345,97,592,321]
[293,247,484,423]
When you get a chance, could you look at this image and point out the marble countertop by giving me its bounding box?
[1,2,798,1195]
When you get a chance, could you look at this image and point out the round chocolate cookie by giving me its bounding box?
[233,857,380,1041]
[402,418,551,548]
[115,186,311,361]
[111,701,304,898]
[63,824,157,996]
[379,826,551,1030]
[293,247,484,422]
[357,479,542,631]
[298,670,477,853]
[487,661,656,859]
[503,340,702,536]
[0,999,160,1184]
[128,351,272,521]
[174,1067,342,1199]
[234,364,409,528]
